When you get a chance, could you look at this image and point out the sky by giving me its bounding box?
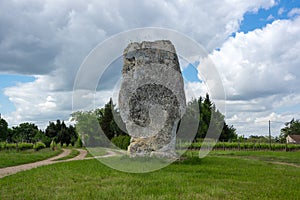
[0,0,300,137]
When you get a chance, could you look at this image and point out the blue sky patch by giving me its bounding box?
[182,61,201,83]
[239,0,300,33]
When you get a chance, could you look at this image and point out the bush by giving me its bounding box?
[50,140,56,151]
[0,142,6,150]
[111,135,131,150]
[5,143,16,150]
[42,137,52,147]
[33,142,46,151]
[76,137,83,148]
[287,144,300,151]
[17,143,34,150]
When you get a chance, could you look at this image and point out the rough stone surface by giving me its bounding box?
[119,40,186,158]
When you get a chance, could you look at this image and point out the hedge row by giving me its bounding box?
[177,141,300,151]
[0,142,46,151]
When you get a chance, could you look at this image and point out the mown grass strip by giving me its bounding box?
[54,149,80,161]
[209,150,300,165]
[85,147,107,157]
[0,148,62,168]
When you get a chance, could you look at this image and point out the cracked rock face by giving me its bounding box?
[119,40,186,158]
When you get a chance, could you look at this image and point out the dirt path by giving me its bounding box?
[0,148,86,178]
[85,150,120,160]
[69,149,88,161]
[269,161,300,168]
[0,148,124,179]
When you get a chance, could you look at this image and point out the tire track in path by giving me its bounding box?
[0,149,85,178]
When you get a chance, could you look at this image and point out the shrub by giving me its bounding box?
[42,137,52,148]
[75,137,83,148]
[33,142,46,151]
[287,144,300,151]
[17,143,33,150]
[6,143,16,150]
[111,135,131,150]
[50,140,56,151]
[0,142,5,150]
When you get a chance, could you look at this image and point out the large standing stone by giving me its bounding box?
[119,40,186,158]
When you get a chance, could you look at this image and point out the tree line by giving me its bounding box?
[71,94,238,149]
[3,93,298,149]
[0,118,78,147]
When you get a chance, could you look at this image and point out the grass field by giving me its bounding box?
[0,148,62,168]
[0,150,299,199]
[209,150,300,165]
[86,147,108,157]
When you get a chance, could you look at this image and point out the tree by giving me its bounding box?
[0,117,8,142]
[177,98,200,142]
[56,121,69,145]
[194,94,237,141]
[99,98,114,140]
[71,111,109,147]
[33,130,52,147]
[71,98,128,146]
[220,124,237,141]
[280,119,300,142]
[45,120,78,146]
[98,98,127,140]
[45,121,58,140]
[12,123,39,143]
[6,128,14,143]
[68,125,78,146]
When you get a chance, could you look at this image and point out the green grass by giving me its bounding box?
[0,150,300,199]
[85,147,109,157]
[0,148,62,168]
[209,150,300,165]
[54,149,80,161]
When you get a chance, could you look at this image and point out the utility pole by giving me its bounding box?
[269,120,271,150]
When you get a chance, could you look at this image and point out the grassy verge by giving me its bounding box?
[0,150,300,199]
[208,150,300,165]
[85,147,108,157]
[0,148,62,168]
[54,149,80,161]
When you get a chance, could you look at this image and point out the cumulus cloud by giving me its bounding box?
[1,0,277,129]
[0,0,276,74]
[205,16,300,136]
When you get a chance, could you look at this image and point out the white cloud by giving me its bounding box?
[288,8,300,18]
[184,82,208,102]
[267,14,274,21]
[1,0,277,129]
[278,7,285,15]
[205,16,300,136]
[0,0,276,74]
